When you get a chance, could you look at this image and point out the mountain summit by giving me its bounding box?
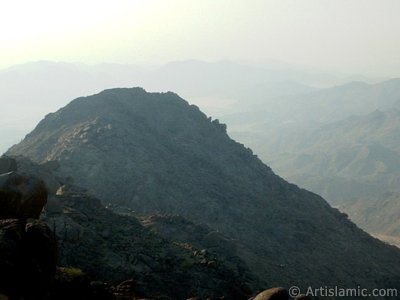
[8,87,400,294]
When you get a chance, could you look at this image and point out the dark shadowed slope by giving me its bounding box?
[8,88,400,296]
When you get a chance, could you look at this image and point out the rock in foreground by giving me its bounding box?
[0,219,57,299]
[0,172,47,219]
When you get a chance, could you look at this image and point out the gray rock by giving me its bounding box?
[0,172,47,219]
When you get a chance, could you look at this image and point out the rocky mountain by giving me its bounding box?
[340,192,400,248]
[265,109,400,205]
[7,88,400,298]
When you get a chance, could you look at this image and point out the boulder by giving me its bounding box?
[0,219,57,299]
[0,172,47,219]
[253,287,289,300]
[0,156,17,175]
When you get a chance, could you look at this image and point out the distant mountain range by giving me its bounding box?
[8,87,400,298]
[225,78,400,142]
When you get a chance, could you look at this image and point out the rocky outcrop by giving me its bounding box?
[0,171,47,219]
[42,186,254,299]
[0,156,17,174]
[8,155,64,195]
[142,214,259,292]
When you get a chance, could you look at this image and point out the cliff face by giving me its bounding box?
[7,88,400,295]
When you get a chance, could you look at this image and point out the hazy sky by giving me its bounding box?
[1,0,400,76]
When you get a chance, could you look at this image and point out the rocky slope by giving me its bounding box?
[7,88,400,297]
[44,190,254,299]
[7,156,255,299]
